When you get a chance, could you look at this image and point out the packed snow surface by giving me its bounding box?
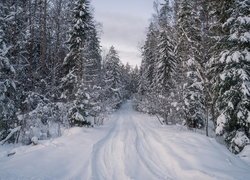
[0,101,250,180]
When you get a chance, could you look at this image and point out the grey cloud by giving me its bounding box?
[94,11,149,66]
[92,0,156,66]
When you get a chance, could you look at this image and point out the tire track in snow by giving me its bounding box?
[91,112,129,180]
[89,101,250,180]
[134,122,174,180]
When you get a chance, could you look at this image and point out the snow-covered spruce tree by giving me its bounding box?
[142,23,159,89]
[103,46,123,109]
[138,56,150,97]
[183,60,205,128]
[80,21,106,124]
[61,0,92,101]
[136,59,152,112]
[120,63,131,99]
[153,2,177,124]
[60,0,95,127]
[137,1,177,115]
[213,0,250,154]
[176,0,206,128]
[0,3,19,143]
[137,22,159,113]
[154,0,175,92]
[84,24,102,86]
[68,83,91,127]
[130,65,140,94]
[3,1,29,92]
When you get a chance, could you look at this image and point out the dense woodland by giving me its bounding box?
[0,0,249,154]
[136,0,250,154]
[0,0,139,145]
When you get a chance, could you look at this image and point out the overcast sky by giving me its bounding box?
[92,0,155,67]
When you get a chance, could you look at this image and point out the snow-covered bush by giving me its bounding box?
[215,113,227,135]
[134,92,183,125]
[18,92,69,144]
[134,93,155,114]
[68,105,91,127]
[31,136,38,145]
[227,131,250,154]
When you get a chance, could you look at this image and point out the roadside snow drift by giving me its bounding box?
[0,102,250,180]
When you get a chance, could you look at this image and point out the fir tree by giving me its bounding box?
[0,3,18,142]
[61,0,92,100]
[130,65,140,94]
[154,29,176,92]
[103,46,123,107]
[183,60,205,128]
[176,0,206,128]
[84,24,102,86]
[142,23,159,88]
[213,0,250,153]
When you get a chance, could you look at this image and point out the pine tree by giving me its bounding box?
[61,0,92,100]
[153,0,175,91]
[176,0,206,128]
[0,2,18,142]
[103,46,123,107]
[183,61,205,128]
[154,30,176,92]
[142,23,159,88]
[213,0,250,153]
[130,65,140,94]
[84,23,102,86]
[121,63,132,98]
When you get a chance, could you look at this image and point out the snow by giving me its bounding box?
[240,32,250,43]
[72,111,85,122]
[0,101,250,179]
[239,145,250,166]
[228,102,234,109]
[231,51,241,63]
[219,50,229,63]
[216,113,227,135]
[79,11,84,17]
[31,136,39,145]
[231,131,250,149]
[245,49,250,61]
[85,92,91,99]
[219,73,226,80]
[238,16,250,25]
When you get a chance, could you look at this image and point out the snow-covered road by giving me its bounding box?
[0,101,250,180]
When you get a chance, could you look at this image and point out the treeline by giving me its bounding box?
[136,0,250,154]
[0,0,139,145]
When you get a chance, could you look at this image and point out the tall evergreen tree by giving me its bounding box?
[61,0,92,100]
[0,2,18,142]
[213,0,250,153]
[176,0,206,128]
[84,23,102,86]
[154,30,176,92]
[103,46,123,106]
[142,23,159,88]
[130,65,140,94]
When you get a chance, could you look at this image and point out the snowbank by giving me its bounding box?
[0,102,249,180]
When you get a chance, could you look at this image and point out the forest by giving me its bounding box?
[0,0,140,145]
[0,0,249,166]
[136,0,250,154]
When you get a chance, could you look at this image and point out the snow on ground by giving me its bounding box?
[0,101,250,180]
